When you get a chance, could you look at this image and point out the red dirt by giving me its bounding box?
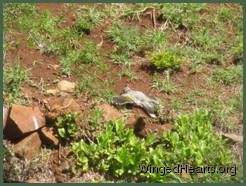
[4,3,242,183]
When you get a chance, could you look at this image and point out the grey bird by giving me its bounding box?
[113,87,160,118]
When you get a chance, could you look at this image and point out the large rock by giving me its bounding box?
[96,104,123,122]
[13,132,42,160]
[46,98,81,121]
[4,104,45,140]
[127,117,173,138]
[57,80,75,93]
[39,127,59,146]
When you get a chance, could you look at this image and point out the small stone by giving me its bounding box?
[48,64,60,70]
[96,104,123,122]
[181,171,190,179]
[13,132,42,160]
[46,89,58,96]
[39,127,59,146]
[46,98,81,121]
[5,104,45,140]
[3,106,9,130]
[25,179,44,183]
[57,80,75,93]
[222,133,243,143]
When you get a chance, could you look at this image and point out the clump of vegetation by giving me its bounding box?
[108,21,146,66]
[211,66,243,85]
[72,110,235,182]
[159,3,206,29]
[147,51,182,71]
[3,64,29,104]
[55,113,80,141]
[152,74,180,94]
[73,17,93,35]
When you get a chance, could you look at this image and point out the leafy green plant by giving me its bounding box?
[72,109,235,182]
[147,51,182,71]
[55,113,79,141]
[163,109,234,166]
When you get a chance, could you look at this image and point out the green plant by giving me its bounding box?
[75,76,92,96]
[152,74,180,94]
[72,109,236,182]
[73,16,93,35]
[211,66,243,85]
[55,113,79,141]
[4,3,37,29]
[97,89,117,103]
[77,5,106,25]
[89,108,103,131]
[147,51,182,71]
[163,109,234,166]
[121,70,138,80]
[3,63,29,104]
[159,3,206,29]
[108,21,145,57]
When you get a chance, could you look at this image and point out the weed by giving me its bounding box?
[152,73,180,94]
[77,5,106,25]
[75,77,91,96]
[73,16,93,35]
[89,108,103,131]
[55,113,79,141]
[3,63,29,104]
[211,66,242,85]
[4,3,37,29]
[121,70,138,80]
[97,89,116,103]
[159,3,206,29]
[111,53,135,67]
[108,21,145,57]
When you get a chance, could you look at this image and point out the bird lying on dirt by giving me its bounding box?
[112,87,160,118]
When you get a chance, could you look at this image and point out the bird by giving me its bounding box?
[113,87,160,118]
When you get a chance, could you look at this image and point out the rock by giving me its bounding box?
[5,104,45,140]
[126,117,138,129]
[57,80,75,93]
[3,106,9,130]
[46,98,81,121]
[181,171,190,179]
[96,104,123,122]
[48,64,60,70]
[13,132,42,160]
[222,133,243,143]
[46,89,58,96]
[39,127,59,146]
[131,117,173,138]
[25,179,44,183]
